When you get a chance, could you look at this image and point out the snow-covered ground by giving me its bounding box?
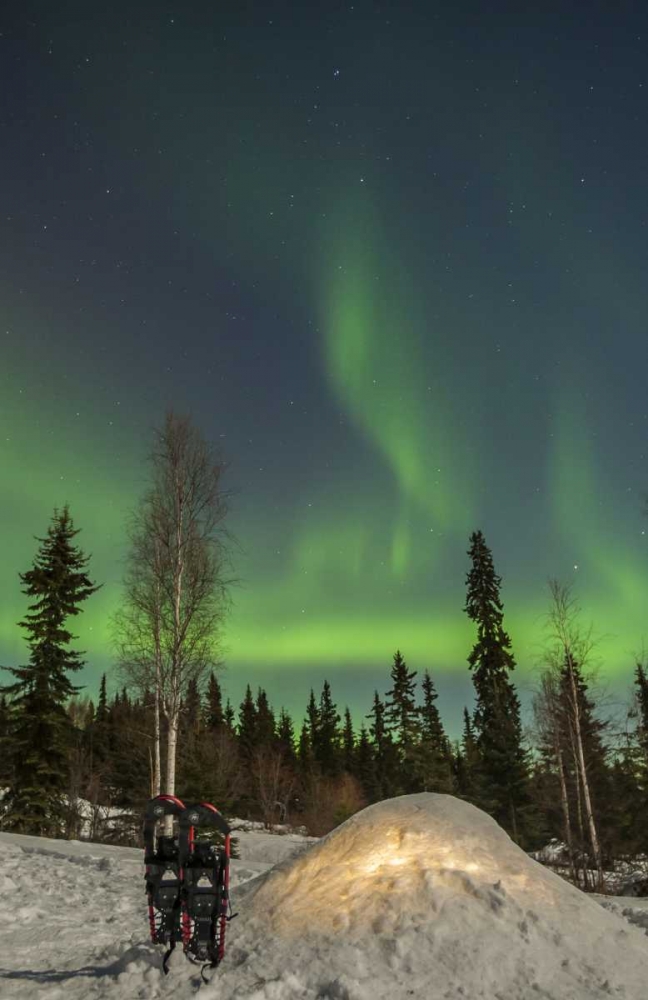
[1,794,647,999]
[0,820,313,1000]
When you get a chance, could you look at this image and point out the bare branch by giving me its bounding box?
[112,410,233,800]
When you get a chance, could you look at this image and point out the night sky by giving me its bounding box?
[1,0,647,732]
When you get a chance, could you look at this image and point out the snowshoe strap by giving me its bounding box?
[162,938,175,975]
[143,794,185,860]
[178,803,231,865]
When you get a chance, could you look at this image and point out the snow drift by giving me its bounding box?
[206,794,648,1000]
[1,796,648,999]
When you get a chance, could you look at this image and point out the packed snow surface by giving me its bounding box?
[1,794,648,999]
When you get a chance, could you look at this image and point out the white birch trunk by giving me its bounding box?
[166,715,178,798]
[152,541,163,799]
[153,683,161,797]
[555,742,576,882]
[567,657,603,886]
[167,479,184,801]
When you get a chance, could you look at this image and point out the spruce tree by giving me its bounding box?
[635,662,648,765]
[354,723,380,802]
[238,685,258,762]
[342,707,355,773]
[2,507,99,834]
[305,689,320,764]
[178,678,206,801]
[464,530,531,843]
[0,695,13,785]
[223,699,235,731]
[204,671,224,730]
[255,688,276,747]
[608,751,642,858]
[316,681,341,776]
[297,720,315,775]
[107,691,150,812]
[385,650,420,791]
[183,677,202,735]
[455,707,480,799]
[97,674,108,723]
[276,708,297,766]
[91,672,110,767]
[631,663,648,853]
[416,671,453,792]
[367,690,398,798]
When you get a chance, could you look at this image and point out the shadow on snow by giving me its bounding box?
[0,943,158,983]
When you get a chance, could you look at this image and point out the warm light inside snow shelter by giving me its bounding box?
[246,795,563,939]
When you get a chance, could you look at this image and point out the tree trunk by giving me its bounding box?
[567,657,603,887]
[152,550,163,799]
[168,483,185,800]
[152,677,161,797]
[166,715,178,798]
[569,726,588,888]
[555,743,576,883]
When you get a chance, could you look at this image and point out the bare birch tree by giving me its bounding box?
[113,411,231,800]
[533,671,577,883]
[541,579,604,887]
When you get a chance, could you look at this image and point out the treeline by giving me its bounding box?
[3,638,647,878]
[1,410,647,892]
[2,517,648,888]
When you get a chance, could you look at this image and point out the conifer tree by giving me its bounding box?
[367,690,398,798]
[224,699,235,731]
[195,681,241,815]
[305,689,320,762]
[255,688,276,747]
[635,662,648,765]
[316,680,341,776]
[178,677,205,800]
[354,723,379,802]
[91,672,110,767]
[342,707,355,773]
[0,695,13,785]
[607,751,643,858]
[297,720,315,775]
[238,685,258,762]
[107,691,150,811]
[385,650,420,790]
[97,674,108,723]
[276,708,297,766]
[204,671,224,730]
[455,707,480,799]
[629,662,648,852]
[464,530,531,843]
[416,671,453,792]
[183,677,202,735]
[2,507,99,834]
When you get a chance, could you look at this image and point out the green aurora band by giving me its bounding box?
[0,209,646,722]
[321,204,477,575]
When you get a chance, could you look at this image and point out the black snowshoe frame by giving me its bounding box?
[144,794,233,975]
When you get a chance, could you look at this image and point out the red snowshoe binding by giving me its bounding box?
[144,795,233,976]
[179,802,233,970]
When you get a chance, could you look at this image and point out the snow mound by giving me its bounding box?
[205,794,648,1000]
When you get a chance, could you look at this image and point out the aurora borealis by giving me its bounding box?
[1,1,647,730]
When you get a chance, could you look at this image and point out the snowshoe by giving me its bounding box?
[143,794,186,971]
[178,802,233,972]
[144,796,233,976]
